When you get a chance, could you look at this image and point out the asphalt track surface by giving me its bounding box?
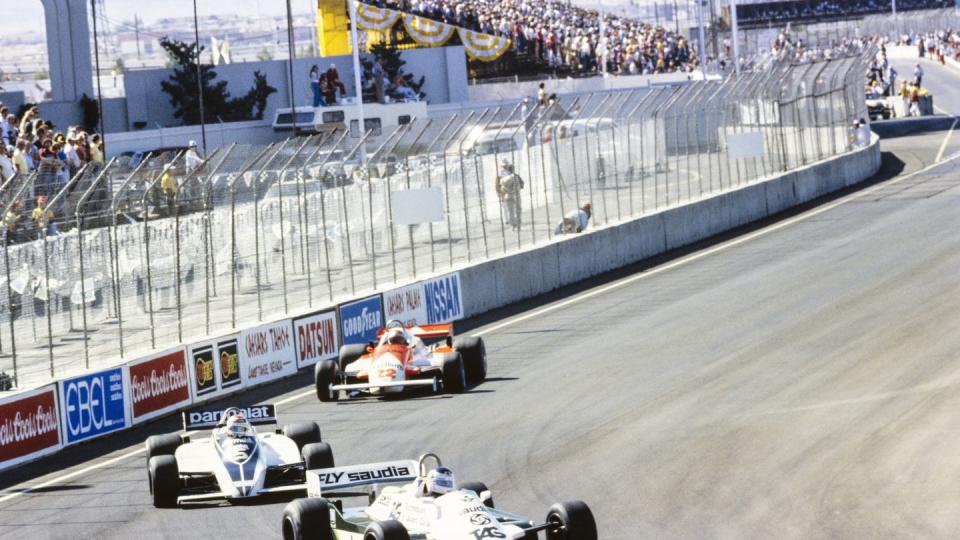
[3,63,960,539]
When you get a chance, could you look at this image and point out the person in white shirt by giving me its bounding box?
[185,140,204,174]
[0,146,15,182]
[555,202,592,234]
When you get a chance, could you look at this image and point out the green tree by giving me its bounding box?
[33,69,50,80]
[256,46,274,62]
[159,37,277,124]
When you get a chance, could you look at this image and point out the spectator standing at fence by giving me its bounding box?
[1,114,17,145]
[185,140,204,174]
[309,65,325,107]
[538,83,547,106]
[914,63,923,87]
[160,163,178,215]
[496,160,524,231]
[90,134,104,163]
[31,196,57,237]
[3,200,22,241]
[13,139,32,173]
[0,145,14,182]
[324,65,347,105]
[555,202,592,234]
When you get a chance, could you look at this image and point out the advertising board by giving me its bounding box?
[423,272,464,324]
[188,336,242,401]
[0,385,61,471]
[239,320,297,386]
[59,368,128,445]
[383,283,428,327]
[293,310,340,369]
[339,294,384,345]
[128,348,192,424]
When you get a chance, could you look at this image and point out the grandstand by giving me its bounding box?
[726,0,954,28]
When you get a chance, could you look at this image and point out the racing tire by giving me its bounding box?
[148,455,180,508]
[283,422,322,453]
[301,442,335,470]
[282,497,335,540]
[454,336,487,383]
[145,433,182,467]
[545,500,597,540]
[458,481,494,508]
[315,359,339,402]
[440,352,466,394]
[363,520,410,540]
[339,343,368,370]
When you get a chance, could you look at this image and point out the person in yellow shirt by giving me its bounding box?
[90,134,104,163]
[30,195,56,237]
[160,163,178,215]
[3,200,22,241]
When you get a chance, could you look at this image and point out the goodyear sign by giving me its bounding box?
[339,294,383,345]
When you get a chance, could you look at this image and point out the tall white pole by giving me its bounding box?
[600,4,608,76]
[696,0,707,79]
[348,0,367,163]
[729,0,740,75]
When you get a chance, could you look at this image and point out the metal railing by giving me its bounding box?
[0,53,869,390]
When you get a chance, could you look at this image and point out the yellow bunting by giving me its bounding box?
[403,14,456,46]
[458,28,512,62]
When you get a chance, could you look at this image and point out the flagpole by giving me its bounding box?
[348,0,367,165]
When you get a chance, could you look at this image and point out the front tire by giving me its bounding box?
[145,433,182,466]
[302,442,335,470]
[546,500,597,540]
[283,422,322,453]
[148,455,179,508]
[282,498,335,540]
[364,520,410,540]
[454,336,487,383]
[440,352,466,394]
[315,359,339,402]
[338,343,368,369]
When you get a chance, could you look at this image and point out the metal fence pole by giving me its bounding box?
[1,173,36,386]
[402,120,432,279]
[253,141,289,321]
[275,136,314,314]
[140,154,182,351]
[228,144,274,328]
[423,115,460,272]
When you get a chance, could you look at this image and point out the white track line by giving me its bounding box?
[935,117,958,163]
[4,148,960,503]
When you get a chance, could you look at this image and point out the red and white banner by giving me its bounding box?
[0,385,62,471]
[128,347,192,424]
[294,310,340,369]
[240,320,297,386]
[383,283,428,327]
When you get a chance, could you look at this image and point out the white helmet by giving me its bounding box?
[223,413,253,438]
[425,466,455,496]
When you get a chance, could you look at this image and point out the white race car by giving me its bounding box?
[281,453,597,539]
[145,404,332,507]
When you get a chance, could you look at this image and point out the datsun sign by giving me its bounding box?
[339,295,383,345]
[128,348,192,424]
[423,273,463,324]
[294,310,339,369]
[60,368,128,445]
[0,385,62,471]
[239,320,297,386]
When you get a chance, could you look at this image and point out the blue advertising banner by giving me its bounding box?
[339,294,384,345]
[424,272,463,324]
[59,368,128,445]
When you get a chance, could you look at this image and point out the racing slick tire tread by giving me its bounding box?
[301,442,335,470]
[545,500,598,540]
[315,359,339,402]
[458,481,494,508]
[282,497,335,540]
[148,455,179,508]
[339,343,368,370]
[283,422,323,453]
[145,433,182,466]
[363,520,410,540]
[440,352,466,394]
[454,336,487,383]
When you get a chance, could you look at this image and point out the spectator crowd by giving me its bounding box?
[361,0,699,76]
[736,0,953,27]
[0,103,105,242]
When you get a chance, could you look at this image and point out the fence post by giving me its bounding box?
[1,173,36,386]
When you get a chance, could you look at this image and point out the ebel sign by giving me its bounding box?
[59,368,128,445]
[339,295,383,345]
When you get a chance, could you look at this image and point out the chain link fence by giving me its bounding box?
[0,52,870,391]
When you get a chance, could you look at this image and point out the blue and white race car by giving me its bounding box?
[145,404,332,507]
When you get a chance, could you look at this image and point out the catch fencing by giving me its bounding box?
[0,52,869,390]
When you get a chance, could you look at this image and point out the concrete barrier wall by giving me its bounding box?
[459,135,881,317]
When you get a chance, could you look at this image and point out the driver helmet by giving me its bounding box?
[223,413,253,438]
[384,319,405,331]
[425,466,455,496]
[385,328,407,345]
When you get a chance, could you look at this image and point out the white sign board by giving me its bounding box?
[239,320,297,386]
[391,188,445,225]
[726,131,765,160]
[383,283,428,326]
[294,310,340,369]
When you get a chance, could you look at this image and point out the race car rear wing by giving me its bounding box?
[182,404,278,431]
[306,460,420,497]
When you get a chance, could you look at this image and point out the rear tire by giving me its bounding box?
[145,433,181,466]
[315,359,339,402]
[454,336,487,383]
[545,500,597,540]
[283,422,322,453]
[339,343,368,369]
[440,352,466,394]
[302,442,335,470]
[363,520,410,540]
[148,455,179,508]
[458,481,494,507]
[282,497,335,540]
